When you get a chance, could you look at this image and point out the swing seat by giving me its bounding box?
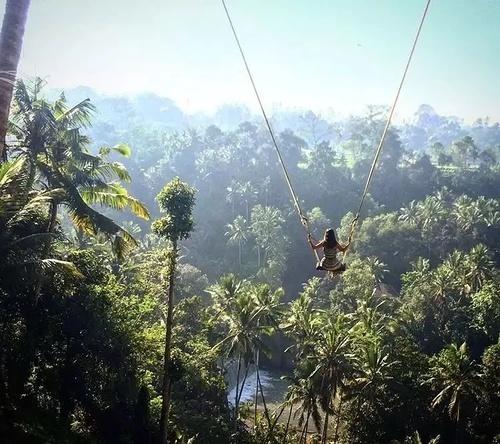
[316,262,346,274]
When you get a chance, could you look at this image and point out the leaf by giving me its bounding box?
[80,183,150,220]
[16,258,84,280]
[39,259,84,279]
[112,143,132,157]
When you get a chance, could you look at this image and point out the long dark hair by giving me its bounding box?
[324,228,337,248]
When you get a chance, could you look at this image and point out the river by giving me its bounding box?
[227,368,289,406]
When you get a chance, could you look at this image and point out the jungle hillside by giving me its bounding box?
[0,1,499,443]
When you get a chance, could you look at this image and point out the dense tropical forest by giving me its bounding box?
[1,76,499,444]
[1,1,499,443]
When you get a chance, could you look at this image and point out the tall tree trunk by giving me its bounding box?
[0,0,31,162]
[159,241,178,444]
[257,369,271,428]
[237,360,250,407]
[455,402,461,444]
[321,408,329,444]
[238,240,242,270]
[234,353,242,430]
[300,408,311,444]
[282,403,293,444]
[47,201,58,233]
[333,395,344,444]
[264,402,286,442]
[254,349,259,424]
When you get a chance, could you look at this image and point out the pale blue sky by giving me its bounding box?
[5,0,500,121]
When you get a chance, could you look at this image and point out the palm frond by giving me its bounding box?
[64,182,138,258]
[55,98,95,128]
[39,258,84,278]
[111,143,132,157]
[80,183,150,219]
[93,161,131,182]
[18,258,84,279]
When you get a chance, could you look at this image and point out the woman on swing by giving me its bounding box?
[308,228,350,274]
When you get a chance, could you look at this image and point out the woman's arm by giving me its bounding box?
[336,241,350,253]
[308,235,324,250]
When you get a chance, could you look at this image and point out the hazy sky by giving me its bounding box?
[6,0,500,121]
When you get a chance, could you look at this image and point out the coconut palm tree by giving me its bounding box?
[237,180,258,219]
[206,273,245,322]
[0,156,84,404]
[430,264,454,303]
[464,244,494,293]
[0,0,31,161]
[399,200,420,226]
[0,156,81,277]
[9,79,150,257]
[427,342,479,444]
[307,314,352,444]
[250,205,284,268]
[401,431,441,444]
[416,196,447,235]
[281,289,317,359]
[452,195,479,232]
[292,374,322,444]
[225,215,248,269]
[349,342,397,421]
[213,286,263,429]
[250,284,283,424]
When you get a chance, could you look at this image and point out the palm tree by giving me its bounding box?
[281,288,317,359]
[250,284,283,425]
[225,180,258,219]
[0,0,31,161]
[225,215,248,269]
[416,196,447,235]
[430,264,454,303]
[250,205,284,268]
[349,342,396,422]
[401,431,441,444]
[9,79,150,257]
[207,273,244,319]
[452,195,479,232]
[226,181,239,217]
[402,257,431,294]
[426,342,479,443]
[399,200,420,226]
[307,314,352,444]
[0,156,81,277]
[365,257,388,284]
[464,244,494,293]
[213,286,262,429]
[237,180,258,219]
[293,374,322,444]
[280,382,299,444]
[0,156,83,404]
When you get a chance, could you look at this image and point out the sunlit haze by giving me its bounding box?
[8,0,500,120]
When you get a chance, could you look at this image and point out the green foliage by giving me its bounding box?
[471,281,500,340]
[153,177,196,241]
[8,78,150,258]
[2,80,500,444]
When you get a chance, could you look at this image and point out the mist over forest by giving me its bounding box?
[3,76,499,443]
[1,1,500,443]
[58,85,500,293]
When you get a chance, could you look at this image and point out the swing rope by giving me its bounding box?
[345,0,432,256]
[222,0,431,264]
[221,0,319,262]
